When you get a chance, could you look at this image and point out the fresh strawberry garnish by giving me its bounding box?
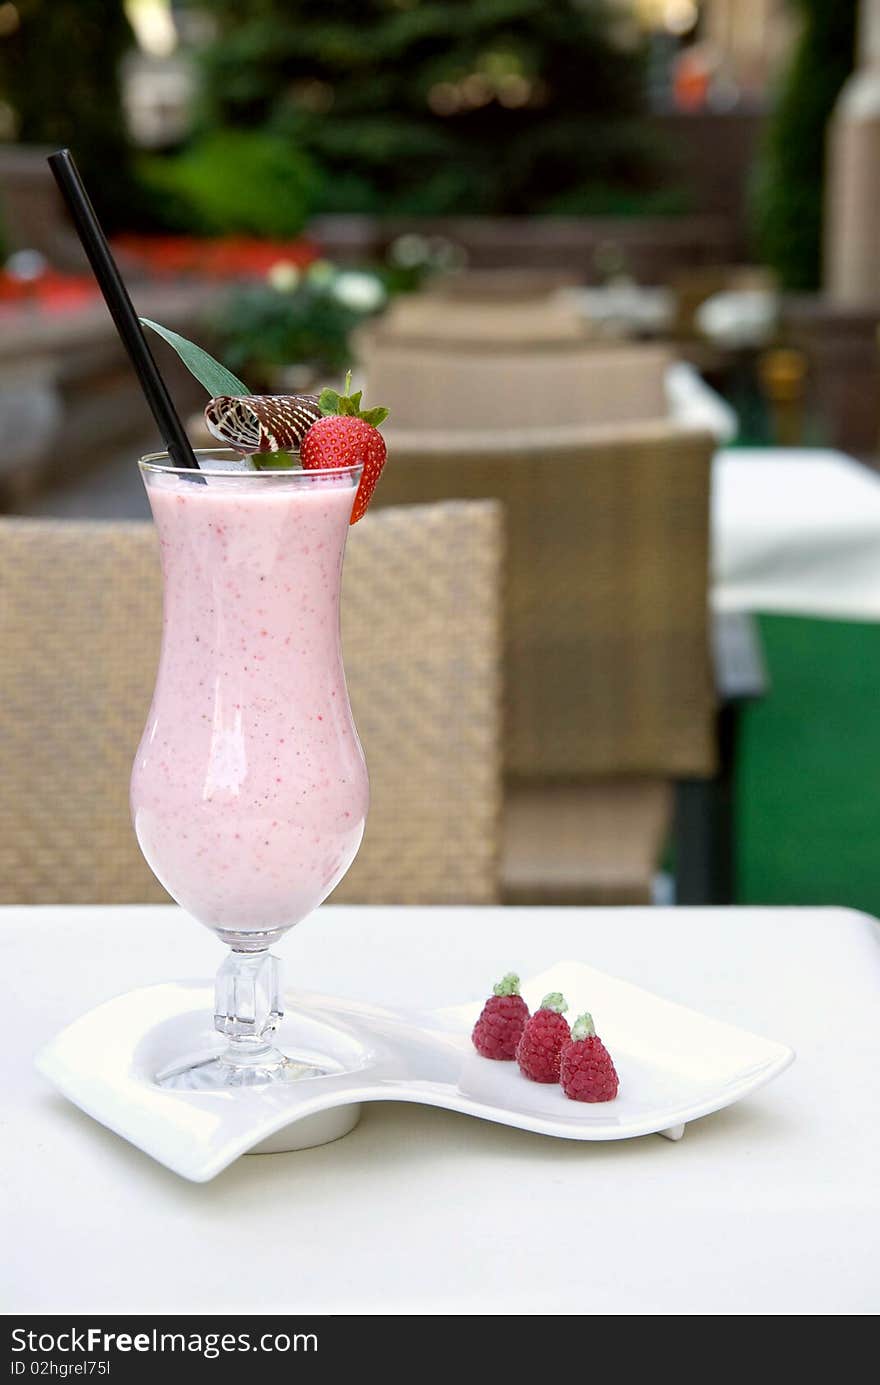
[300,372,389,524]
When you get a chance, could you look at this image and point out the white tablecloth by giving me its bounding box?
[712,448,880,621]
[3,903,878,1315]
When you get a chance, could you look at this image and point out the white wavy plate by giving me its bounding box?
[36,961,794,1182]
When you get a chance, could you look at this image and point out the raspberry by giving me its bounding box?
[560,1013,619,1102]
[472,973,530,1060]
[516,992,570,1082]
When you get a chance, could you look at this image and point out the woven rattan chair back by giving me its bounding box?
[371,420,716,780]
[362,339,670,430]
[335,500,502,903]
[0,501,502,905]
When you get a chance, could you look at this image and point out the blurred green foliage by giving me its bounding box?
[141,130,319,237]
[212,265,389,383]
[0,0,139,230]
[192,0,667,218]
[752,0,856,291]
[213,282,361,380]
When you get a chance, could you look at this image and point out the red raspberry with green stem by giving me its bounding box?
[516,992,570,1083]
[471,972,530,1060]
[560,1012,619,1103]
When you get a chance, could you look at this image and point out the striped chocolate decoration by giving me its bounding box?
[204,394,323,453]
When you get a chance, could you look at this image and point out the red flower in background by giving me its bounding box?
[0,234,320,316]
[0,269,97,313]
[112,235,319,280]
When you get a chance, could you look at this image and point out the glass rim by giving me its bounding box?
[139,449,363,480]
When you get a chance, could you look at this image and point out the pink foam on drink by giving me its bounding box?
[131,469,369,936]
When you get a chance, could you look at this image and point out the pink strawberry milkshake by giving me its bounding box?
[131,459,368,944]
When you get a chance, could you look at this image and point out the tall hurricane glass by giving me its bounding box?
[131,451,369,1089]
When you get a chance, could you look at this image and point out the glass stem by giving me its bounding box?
[214,948,285,1069]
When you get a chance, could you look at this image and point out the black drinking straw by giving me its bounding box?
[47,148,200,470]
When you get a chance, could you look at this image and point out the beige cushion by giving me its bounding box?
[373,293,587,349]
[365,340,671,430]
[502,779,673,907]
[427,269,581,302]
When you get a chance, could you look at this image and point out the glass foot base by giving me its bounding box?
[156,1046,326,1091]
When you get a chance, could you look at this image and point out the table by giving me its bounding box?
[712,447,880,621]
[3,904,878,1315]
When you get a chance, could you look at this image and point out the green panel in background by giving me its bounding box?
[738,614,880,913]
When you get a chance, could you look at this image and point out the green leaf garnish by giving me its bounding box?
[140,318,251,398]
[361,406,389,427]
[317,370,388,428]
[252,449,300,470]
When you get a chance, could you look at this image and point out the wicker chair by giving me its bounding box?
[363,338,671,430]
[368,419,717,905]
[0,500,503,906]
